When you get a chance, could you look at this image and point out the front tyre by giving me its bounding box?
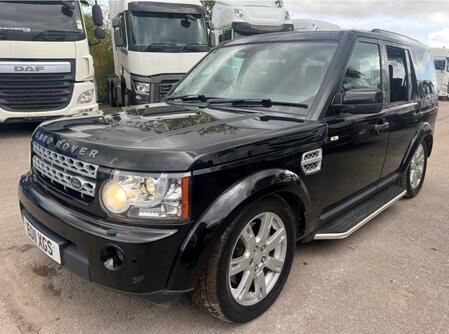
[192,196,295,323]
[402,142,428,198]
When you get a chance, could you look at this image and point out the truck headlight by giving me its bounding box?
[78,89,95,104]
[101,170,190,220]
[133,81,150,95]
[234,8,244,18]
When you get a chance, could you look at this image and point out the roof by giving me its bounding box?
[222,29,426,49]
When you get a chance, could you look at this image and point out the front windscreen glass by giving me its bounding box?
[171,42,337,108]
[434,59,446,71]
[0,1,85,41]
[128,11,208,52]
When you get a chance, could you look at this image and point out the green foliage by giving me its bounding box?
[201,0,215,20]
[85,15,114,103]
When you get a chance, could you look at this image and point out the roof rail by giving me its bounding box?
[371,29,422,44]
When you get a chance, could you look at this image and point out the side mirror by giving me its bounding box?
[209,30,216,48]
[94,27,106,40]
[207,21,215,30]
[92,4,103,27]
[332,88,383,114]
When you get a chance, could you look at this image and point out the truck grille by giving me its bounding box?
[159,81,177,100]
[0,72,74,112]
[32,142,98,198]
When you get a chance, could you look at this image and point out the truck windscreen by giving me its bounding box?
[0,1,85,41]
[128,11,209,52]
[434,59,447,71]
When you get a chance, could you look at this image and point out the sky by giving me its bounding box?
[99,0,449,47]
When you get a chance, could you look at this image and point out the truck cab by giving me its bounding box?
[211,0,294,44]
[430,47,449,100]
[0,0,103,124]
[108,0,211,106]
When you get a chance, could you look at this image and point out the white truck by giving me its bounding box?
[430,47,449,100]
[292,19,340,31]
[211,0,293,45]
[108,0,212,106]
[0,0,104,124]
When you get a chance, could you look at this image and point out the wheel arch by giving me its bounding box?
[401,122,433,173]
[165,168,311,292]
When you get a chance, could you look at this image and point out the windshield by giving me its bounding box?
[171,42,337,107]
[128,11,208,52]
[0,1,85,41]
[434,59,448,71]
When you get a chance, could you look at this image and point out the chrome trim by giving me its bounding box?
[0,61,71,74]
[33,156,96,197]
[314,190,407,240]
[301,148,322,175]
[33,142,98,178]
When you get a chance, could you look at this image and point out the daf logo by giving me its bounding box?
[70,177,83,190]
[14,66,45,72]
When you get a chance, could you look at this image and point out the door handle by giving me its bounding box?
[375,122,389,132]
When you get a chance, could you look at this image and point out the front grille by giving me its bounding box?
[0,72,74,112]
[32,142,98,198]
[159,81,177,100]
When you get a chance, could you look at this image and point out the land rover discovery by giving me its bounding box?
[19,29,438,322]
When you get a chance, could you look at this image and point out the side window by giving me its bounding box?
[112,14,127,48]
[343,42,381,91]
[219,29,233,44]
[413,47,438,97]
[386,46,409,103]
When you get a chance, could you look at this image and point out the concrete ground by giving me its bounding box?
[0,104,448,334]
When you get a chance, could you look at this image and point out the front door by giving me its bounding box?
[319,39,390,211]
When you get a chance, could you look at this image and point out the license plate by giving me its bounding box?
[24,217,61,264]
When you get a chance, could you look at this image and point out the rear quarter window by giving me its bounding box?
[412,47,438,96]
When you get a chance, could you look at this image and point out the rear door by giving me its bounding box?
[319,38,390,210]
[380,44,424,176]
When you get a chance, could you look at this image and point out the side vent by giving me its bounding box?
[301,149,323,175]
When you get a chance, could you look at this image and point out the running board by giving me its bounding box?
[314,185,406,240]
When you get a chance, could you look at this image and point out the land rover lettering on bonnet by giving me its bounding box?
[19,30,438,323]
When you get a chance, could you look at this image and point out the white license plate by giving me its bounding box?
[24,217,61,264]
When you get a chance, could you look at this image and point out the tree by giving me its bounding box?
[85,15,114,104]
[201,0,215,20]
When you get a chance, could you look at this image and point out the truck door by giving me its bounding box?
[319,39,390,210]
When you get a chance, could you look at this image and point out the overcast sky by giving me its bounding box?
[99,0,449,47]
[285,0,449,47]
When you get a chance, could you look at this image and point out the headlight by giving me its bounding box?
[133,81,150,95]
[234,8,244,18]
[101,170,190,220]
[78,89,95,104]
[284,11,290,20]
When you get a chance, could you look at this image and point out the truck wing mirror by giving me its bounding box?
[332,88,383,114]
[94,27,106,40]
[92,4,103,27]
[207,21,215,30]
[209,30,216,48]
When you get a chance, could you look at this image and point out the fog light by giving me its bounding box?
[78,89,95,104]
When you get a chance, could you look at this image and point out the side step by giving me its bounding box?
[314,185,406,240]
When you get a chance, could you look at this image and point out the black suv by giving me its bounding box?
[19,30,438,323]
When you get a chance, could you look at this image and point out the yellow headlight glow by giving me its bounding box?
[101,181,129,214]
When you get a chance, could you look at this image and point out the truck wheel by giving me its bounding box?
[401,142,427,198]
[192,196,295,323]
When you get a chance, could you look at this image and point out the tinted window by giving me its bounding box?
[0,1,85,41]
[172,42,337,108]
[413,47,438,96]
[343,42,381,91]
[387,46,409,103]
[434,59,446,71]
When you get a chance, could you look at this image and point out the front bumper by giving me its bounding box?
[18,173,193,300]
[0,81,99,124]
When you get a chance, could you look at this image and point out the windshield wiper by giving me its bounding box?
[179,43,208,52]
[206,98,308,109]
[141,42,179,52]
[165,94,209,102]
[33,30,79,41]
